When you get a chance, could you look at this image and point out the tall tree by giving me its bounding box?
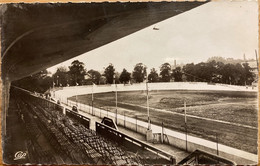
[219,63,239,85]
[160,63,171,82]
[242,63,254,85]
[104,64,115,84]
[207,56,227,64]
[119,68,131,84]
[114,72,120,84]
[12,69,53,93]
[132,63,147,83]
[172,67,183,82]
[148,68,159,83]
[183,63,196,82]
[195,62,212,82]
[68,60,86,86]
[53,66,69,87]
[38,76,53,93]
[87,69,101,85]
[211,61,225,83]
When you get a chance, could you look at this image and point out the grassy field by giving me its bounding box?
[69,90,258,154]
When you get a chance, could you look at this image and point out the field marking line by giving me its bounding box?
[58,91,257,130]
[62,100,258,163]
[92,98,257,130]
[160,108,257,130]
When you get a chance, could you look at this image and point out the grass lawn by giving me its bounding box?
[69,90,258,154]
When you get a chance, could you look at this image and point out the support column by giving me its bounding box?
[2,77,11,136]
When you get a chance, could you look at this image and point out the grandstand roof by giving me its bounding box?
[1,2,207,81]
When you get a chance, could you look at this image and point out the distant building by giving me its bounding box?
[245,60,258,76]
[171,60,184,69]
[241,55,258,77]
[241,59,258,86]
[241,54,258,85]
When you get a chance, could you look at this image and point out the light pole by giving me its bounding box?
[145,74,151,130]
[184,98,187,124]
[114,74,117,124]
[76,94,78,106]
[255,49,259,81]
[91,82,94,115]
[145,73,152,142]
[216,133,219,155]
[184,98,188,152]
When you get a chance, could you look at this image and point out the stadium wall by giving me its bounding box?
[53,83,258,163]
[54,82,256,99]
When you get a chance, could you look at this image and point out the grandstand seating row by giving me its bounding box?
[15,97,57,164]
[22,94,142,165]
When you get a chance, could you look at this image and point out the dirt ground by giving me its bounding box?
[69,90,258,154]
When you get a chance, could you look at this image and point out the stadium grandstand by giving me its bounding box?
[2,2,256,165]
[5,86,175,164]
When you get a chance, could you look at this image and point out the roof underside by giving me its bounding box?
[1,2,207,81]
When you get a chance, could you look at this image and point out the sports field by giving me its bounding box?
[69,90,258,154]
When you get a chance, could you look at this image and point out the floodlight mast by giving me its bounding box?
[114,74,118,124]
[184,98,187,151]
[145,74,151,130]
[86,72,94,115]
[92,81,94,115]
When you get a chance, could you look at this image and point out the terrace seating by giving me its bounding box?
[15,99,57,164]
[17,95,145,165]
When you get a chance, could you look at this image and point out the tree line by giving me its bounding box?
[12,59,255,93]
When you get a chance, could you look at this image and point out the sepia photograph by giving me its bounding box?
[1,1,258,165]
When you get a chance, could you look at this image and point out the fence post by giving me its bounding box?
[115,111,117,125]
[89,103,91,114]
[216,133,219,155]
[100,108,101,118]
[136,115,137,132]
[124,112,126,128]
[107,109,108,117]
[185,125,188,152]
[161,122,164,143]
[92,100,94,116]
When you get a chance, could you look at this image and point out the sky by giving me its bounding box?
[47,1,258,74]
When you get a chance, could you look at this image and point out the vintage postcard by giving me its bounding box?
[1,1,258,165]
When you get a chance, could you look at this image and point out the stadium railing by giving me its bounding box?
[96,121,176,164]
